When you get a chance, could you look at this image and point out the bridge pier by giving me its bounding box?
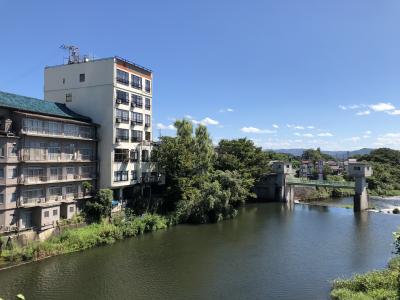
[348,163,373,212]
[272,162,295,203]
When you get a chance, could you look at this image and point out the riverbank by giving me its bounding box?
[330,256,400,299]
[0,214,168,270]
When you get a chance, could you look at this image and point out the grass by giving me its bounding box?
[330,256,400,300]
[0,214,168,267]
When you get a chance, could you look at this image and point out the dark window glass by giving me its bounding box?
[117,69,129,85]
[145,98,151,110]
[79,73,85,82]
[116,90,129,105]
[131,130,143,142]
[131,75,142,89]
[131,94,143,108]
[145,80,151,92]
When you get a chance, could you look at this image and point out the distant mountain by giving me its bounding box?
[272,148,373,159]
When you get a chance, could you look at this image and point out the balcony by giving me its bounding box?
[18,192,93,207]
[145,123,151,128]
[20,174,96,185]
[21,127,95,140]
[116,77,129,85]
[20,153,95,162]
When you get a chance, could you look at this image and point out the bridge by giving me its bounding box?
[254,161,373,212]
[286,178,355,189]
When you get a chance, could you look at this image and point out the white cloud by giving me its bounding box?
[374,133,400,148]
[339,105,347,110]
[294,126,305,130]
[318,132,333,137]
[187,116,220,126]
[307,126,315,129]
[272,124,279,129]
[303,133,314,138]
[339,104,361,110]
[365,130,372,135]
[369,102,395,112]
[356,110,371,116]
[241,127,276,134]
[219,108,234,113]
[387,110,400,115]
[156,123,175,130]
[293,132,301,136]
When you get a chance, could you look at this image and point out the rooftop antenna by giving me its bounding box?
[60,45,80,64]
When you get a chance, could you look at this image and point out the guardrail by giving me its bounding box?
[286,178,355,189]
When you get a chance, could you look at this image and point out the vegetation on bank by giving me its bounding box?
[330,231,400,299]
[152,120,273,223]
[0,213,167,266]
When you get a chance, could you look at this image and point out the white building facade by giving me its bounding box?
[44,57,156,199]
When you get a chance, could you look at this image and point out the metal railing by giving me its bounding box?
[286,177,355,189]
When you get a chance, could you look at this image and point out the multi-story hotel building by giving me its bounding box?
[44,56,156,199]
[0,91,97,234]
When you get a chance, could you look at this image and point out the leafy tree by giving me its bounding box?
[85,189,113,222]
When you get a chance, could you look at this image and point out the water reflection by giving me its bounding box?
[0,203,398,300]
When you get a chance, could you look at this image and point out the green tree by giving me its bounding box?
[85,189,113,222]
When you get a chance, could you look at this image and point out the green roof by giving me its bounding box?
[0,91,91,122]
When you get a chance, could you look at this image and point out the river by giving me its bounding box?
[0,202,399,300]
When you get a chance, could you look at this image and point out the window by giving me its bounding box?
[131,94,143,108]
[131,74,142,89]
[79,73,85,82]
[69,206,75,213]
[145,80,151,92]
[145,98,151,110]
[116,90,129,105]
[53,209,58,216]
[117,69,129,85]
[130,149,139,161]
[131,130,143,142]
[48,122,62,135]
[9,144,17,157]
[66,93,72,102]
[145,132,151,141]
[0,168,4,179]
[80,148,92,160]
[114,171,128,182]
[10,192,17,203]
[142,150,150,162]
[79,126,94,139]
[0,144,5,157]
[131,112,143,125]
[62,78,66,85]
[65,124,79,137]
[66,167,75,177]
[64,143,75,160]
[23,189,44,203]
[48,142,61,160]
[116,128,129,142]
[81,166,93,178]
[44,211,49,218]
[49,186,62,196]
[116,109,129,123]
[131,170,137,181]
[0,194,4,204]
[8,167,17,179]
[114,149,129,162]
[50,167,62,180]
[145,115,151,127]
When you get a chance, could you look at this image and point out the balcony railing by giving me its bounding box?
[21,174,96,184]
[18,192,93,207]
[145,105,151,110]
[131,137,142,142]
[115,137,129,143]
[131,83,142,89]
[21,127,95,140]
[20,153,95,162]
[132,102,143,108]
[116,117,129,124]
[131,120,143,126]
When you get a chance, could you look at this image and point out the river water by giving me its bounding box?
[0,202,399,300]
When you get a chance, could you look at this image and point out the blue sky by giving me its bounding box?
[1,0,400,150]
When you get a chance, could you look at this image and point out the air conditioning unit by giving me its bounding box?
[74,174,80,179]
[131,103,136,108]
[116,118,121,123]
[57,196,63,201]
[116,99,122,104]
[116,138,121,143]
